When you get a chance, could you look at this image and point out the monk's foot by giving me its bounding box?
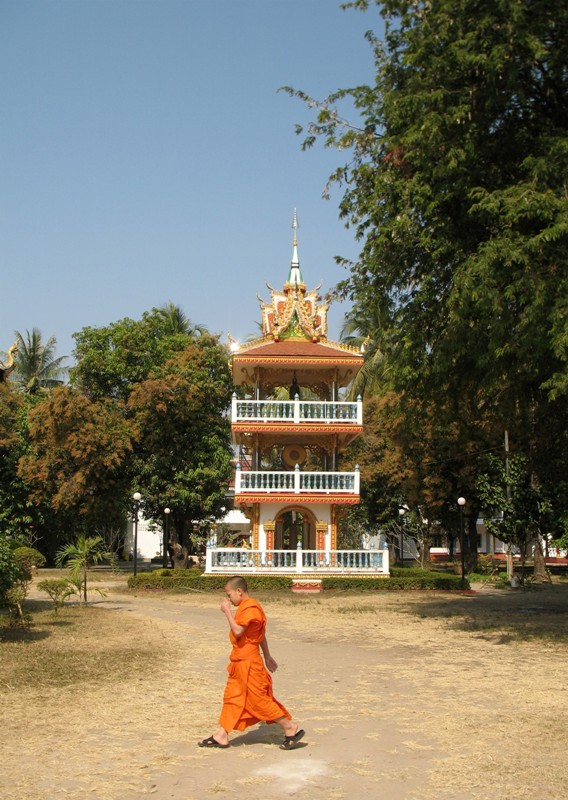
[279,728,305,751]
[198,735,230,749]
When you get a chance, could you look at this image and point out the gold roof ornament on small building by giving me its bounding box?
[0,341,18,383]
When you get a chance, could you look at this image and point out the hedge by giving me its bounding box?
[127,570,293,592]
[321,573,469,591]
[127,569,468,593]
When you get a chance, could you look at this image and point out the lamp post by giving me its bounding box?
[163,507,171,569]
[132,491,141,577]
[398,507,405,567]
[457,497,466,581]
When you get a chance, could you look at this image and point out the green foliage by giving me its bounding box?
[1,545,44,627]
[36,578,77,614]
[321,572,468,591]
[476,454,556,555]
[127,569,465,592]
[127,571,294,592]
[8,306,233,558]
[288,0,568,546]
[12,328,68,394]
[0,536,19,603]
[56,535,116,604]
[71,307,206,401]
[4,583,32,627]
[19,386,134,532]
[12,546,46,580]
[69,309,234,546]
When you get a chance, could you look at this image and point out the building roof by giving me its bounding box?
[233,338,362,362]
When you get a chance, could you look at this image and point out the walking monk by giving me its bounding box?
[198,575,305,750]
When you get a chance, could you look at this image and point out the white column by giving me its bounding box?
[294,463,300,493]
[356,394,363,425]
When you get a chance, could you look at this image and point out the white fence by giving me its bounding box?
[205,545,389,575]
[234,465,360,495]
[232,395,363,426]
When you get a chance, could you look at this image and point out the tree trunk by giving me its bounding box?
[533,534,548,582]
[170,542,189,570]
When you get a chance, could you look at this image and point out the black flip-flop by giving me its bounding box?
[198,735,230,749]
[280,728,305,750]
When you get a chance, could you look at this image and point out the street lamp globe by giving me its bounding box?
[457,496,466,507]
[133,491,142,502]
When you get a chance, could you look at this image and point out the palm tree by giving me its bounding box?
[55,535,116,604]
[156,302,207,337]
[339,306,389,399]
[13,328,68,394]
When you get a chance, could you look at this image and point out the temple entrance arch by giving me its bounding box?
[274,506,317,550]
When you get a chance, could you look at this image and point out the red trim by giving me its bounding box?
[232,423,363,434]
[233,355,362,368]
[235,494,360,505]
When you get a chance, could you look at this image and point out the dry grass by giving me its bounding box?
[1,577,568,800]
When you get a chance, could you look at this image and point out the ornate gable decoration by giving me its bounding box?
[259,281,328,344]
[258,210,328,344]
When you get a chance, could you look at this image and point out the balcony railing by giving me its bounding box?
[205,545,389,575]
[234,465,360,496]
[232,395,363,426]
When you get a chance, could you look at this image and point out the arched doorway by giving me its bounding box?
[274,507,316,550]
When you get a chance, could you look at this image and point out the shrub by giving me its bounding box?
[127,572,293,593]
[321,572,469,591]
[2,546,46,627]
[12,547,46,580]
[0,537,18,604]
[36,578,77,614]
[127,569,467,593]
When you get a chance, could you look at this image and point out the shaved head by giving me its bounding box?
[225,576,248,593]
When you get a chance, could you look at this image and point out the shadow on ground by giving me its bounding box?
[396,583,568,644]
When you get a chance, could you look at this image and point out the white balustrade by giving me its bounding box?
[234,465,360,495]
[205,546,389,575]
[231,395,363,426]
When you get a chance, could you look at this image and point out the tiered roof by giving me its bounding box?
[230,210,363,386]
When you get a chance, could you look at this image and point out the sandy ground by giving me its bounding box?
[2,578,568,800]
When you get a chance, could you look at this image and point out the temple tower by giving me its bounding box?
[229,213,364,558]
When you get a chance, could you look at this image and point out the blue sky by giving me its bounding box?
[1,0,382,364]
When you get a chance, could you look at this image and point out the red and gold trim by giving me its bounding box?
[233,355,361,367]
[235,493,360,505]
[232,423,362,435]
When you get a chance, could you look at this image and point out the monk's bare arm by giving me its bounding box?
[221,598,247,638]
[260,636,278,673]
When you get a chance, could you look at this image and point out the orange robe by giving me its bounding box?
[218,597,291,732]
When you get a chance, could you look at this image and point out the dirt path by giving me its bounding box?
[3,581,568,799]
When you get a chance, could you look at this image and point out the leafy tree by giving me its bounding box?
[0,384,57,554]
[286,0,567,534]
[12,329,68,394]
[71,310,234,561]
[156,302,207,337]
[476,453,556,580]
[347,391,493,569]
[71,307,206,401]
[18,386,134,535]
[127,337,234,556]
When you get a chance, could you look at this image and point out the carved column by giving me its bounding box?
[316,522,328,552]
